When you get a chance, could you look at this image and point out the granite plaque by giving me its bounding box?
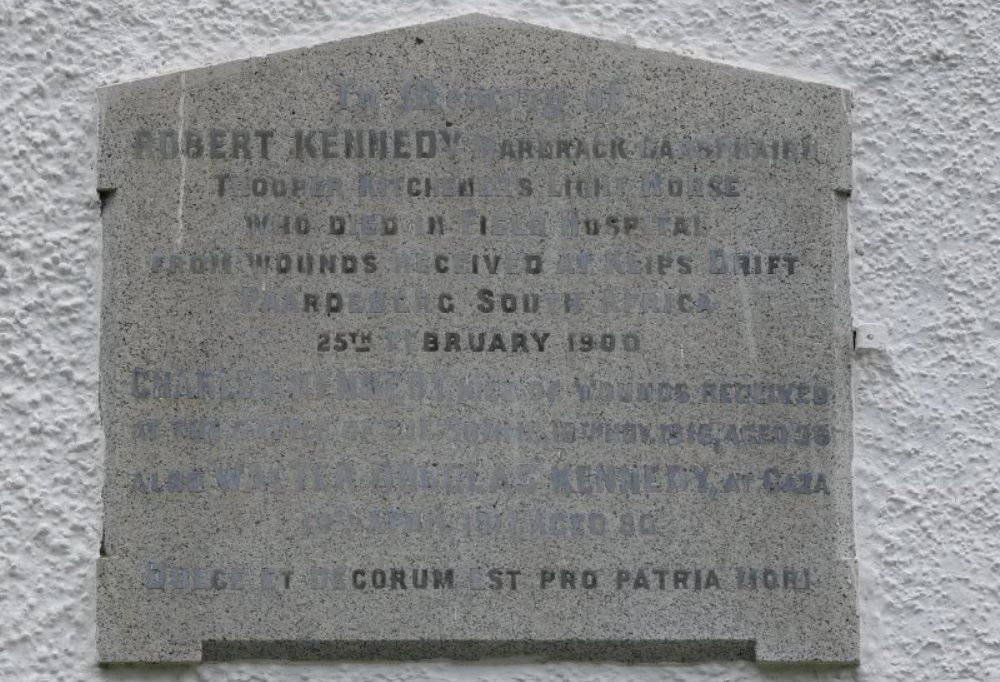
[97,15,858,664]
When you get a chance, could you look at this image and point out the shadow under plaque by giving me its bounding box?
[199,639,757,663]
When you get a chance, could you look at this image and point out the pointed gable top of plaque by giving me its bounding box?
[99,13,852,192]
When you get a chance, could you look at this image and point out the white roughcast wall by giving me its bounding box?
[2,1,998,680]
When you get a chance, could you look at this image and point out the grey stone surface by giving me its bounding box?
[96,14,857,664]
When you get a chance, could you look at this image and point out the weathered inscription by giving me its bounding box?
[98,16,857,664]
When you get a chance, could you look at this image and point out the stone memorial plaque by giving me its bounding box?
[97,15,858,664]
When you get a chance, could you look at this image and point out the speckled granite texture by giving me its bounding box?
[1,1,997,681]
[95,15,857,664]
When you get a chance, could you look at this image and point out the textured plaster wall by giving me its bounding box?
[1,1,998,680]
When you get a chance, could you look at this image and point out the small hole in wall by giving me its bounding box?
[97,187,117,215]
